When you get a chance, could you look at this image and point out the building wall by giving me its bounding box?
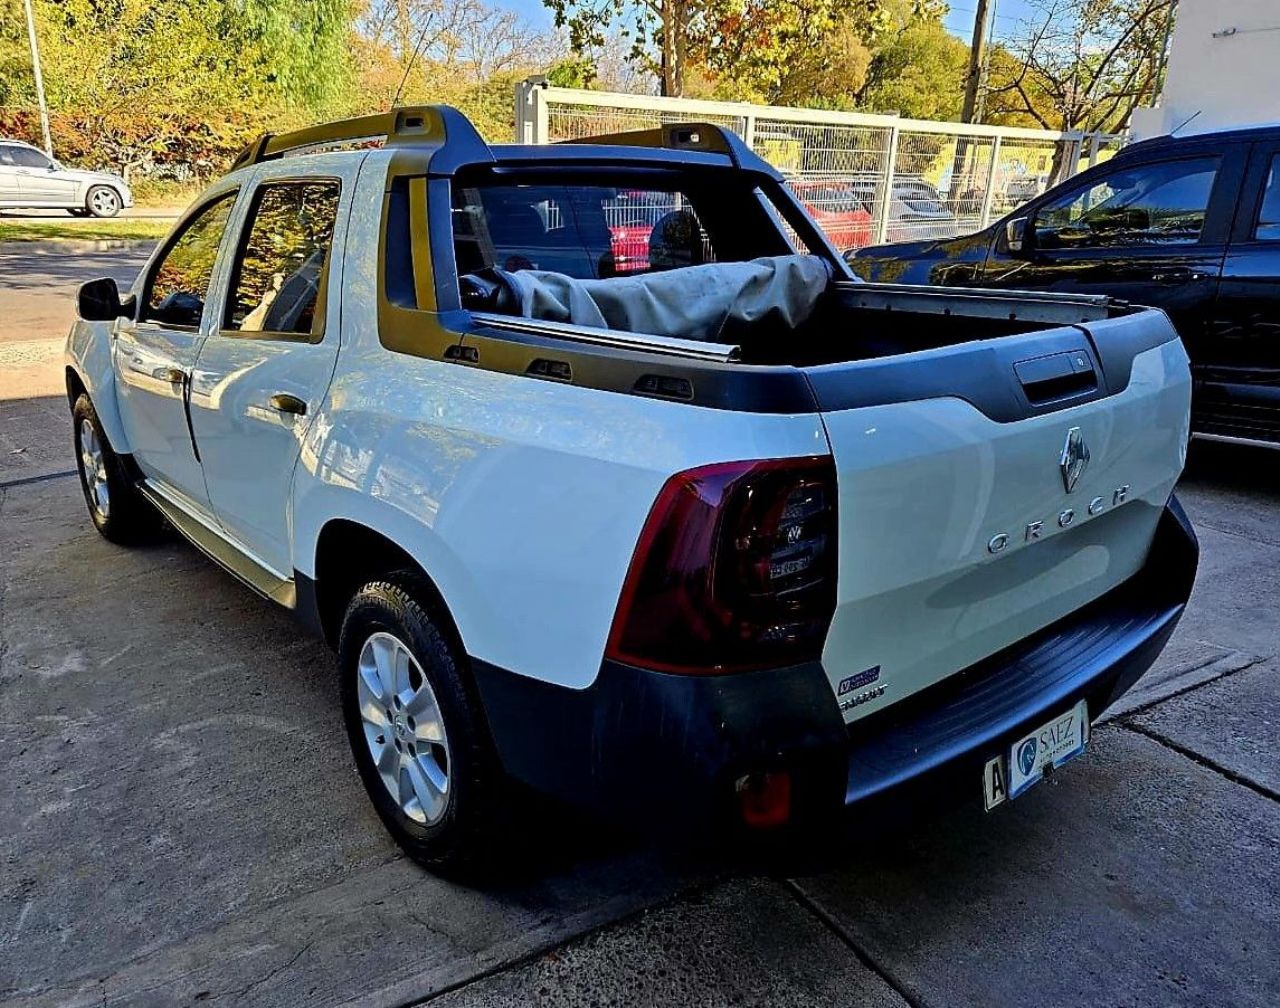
[1131,1,1280,139]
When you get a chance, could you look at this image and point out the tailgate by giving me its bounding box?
[808,309,1191,722]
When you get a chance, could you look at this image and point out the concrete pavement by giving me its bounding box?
[1,247,1278,1006]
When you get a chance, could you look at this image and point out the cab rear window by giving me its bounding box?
[448,168,795,285]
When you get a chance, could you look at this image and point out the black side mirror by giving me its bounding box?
[77,277,134,321]
[1004,216,1031,255]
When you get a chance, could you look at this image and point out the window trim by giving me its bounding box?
[217,176,343,345]
[1030,153,1224,252]
[139,189,240,331]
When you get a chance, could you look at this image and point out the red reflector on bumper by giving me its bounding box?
[735,772,792,829]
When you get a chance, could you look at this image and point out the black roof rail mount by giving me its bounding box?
[231,105,487,171]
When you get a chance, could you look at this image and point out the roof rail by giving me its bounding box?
[231,105,487,171]
[557,122,782,179]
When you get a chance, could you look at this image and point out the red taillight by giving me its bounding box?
[605,456,838,674]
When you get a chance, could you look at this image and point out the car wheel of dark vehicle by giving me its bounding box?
[72,394,161,544]
[338,573,500,875]
[86,185,121,218]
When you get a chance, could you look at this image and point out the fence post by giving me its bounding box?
[514,77,549,144]
[743,113,756,151]
[873,124,900,245]
[979,135,1002,229]
[1065,133,1083,177]
[1087,132,1102,169]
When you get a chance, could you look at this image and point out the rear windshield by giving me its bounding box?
[450,168,798,282]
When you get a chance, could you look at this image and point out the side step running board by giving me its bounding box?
[138,483,296,609]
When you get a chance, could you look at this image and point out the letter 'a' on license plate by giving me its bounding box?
[983,700,1089,811]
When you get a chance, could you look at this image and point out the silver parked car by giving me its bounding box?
[0,140,133,217]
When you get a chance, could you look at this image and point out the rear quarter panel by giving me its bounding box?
[295,359,828,689]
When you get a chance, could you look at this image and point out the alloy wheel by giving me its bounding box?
[89,188,120,216]
[356,631,451,825]
[78,418,110,520]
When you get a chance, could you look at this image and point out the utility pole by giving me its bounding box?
[961,0,994,124]
[22,0,53,157]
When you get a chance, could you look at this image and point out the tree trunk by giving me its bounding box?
[659,0,684,97]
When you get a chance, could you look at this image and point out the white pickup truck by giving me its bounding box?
[65,107,1198,874]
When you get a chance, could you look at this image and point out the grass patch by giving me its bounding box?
[0,218,171,243]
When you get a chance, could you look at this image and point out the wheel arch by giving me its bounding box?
[307,517,467,657]
[64,332,132,455]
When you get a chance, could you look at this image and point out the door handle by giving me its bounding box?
[269,393,307,416]
[1148,267,1208,283]
[153,366,186,384]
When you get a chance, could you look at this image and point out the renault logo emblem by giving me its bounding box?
[1059,427,1089,493]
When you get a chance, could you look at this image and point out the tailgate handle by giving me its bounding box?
[1014,350,1097,405]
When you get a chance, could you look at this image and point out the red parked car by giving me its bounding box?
[788,179,874,250]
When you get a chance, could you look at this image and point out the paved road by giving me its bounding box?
[0,244,153,403]
[1,249,1278,1006]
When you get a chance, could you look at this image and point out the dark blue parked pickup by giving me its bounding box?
[847,123,1280,447]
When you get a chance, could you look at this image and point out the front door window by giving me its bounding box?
[1033,157,1220,249]
[142,194,237,328]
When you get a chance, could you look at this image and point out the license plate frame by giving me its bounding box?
[983,699,1089,810]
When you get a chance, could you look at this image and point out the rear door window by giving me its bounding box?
[223,180,341,340]
[1252,154,1280,241]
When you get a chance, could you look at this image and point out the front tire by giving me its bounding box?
[85,185,121,218]
[338,574,501,875]
[72,393,161,544]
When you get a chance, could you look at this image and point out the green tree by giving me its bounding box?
[0,0,354,175]
[856,16,969,119]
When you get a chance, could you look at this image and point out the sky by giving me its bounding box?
[494,0,1041,45]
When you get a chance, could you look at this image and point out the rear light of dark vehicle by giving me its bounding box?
[605,456,838,674]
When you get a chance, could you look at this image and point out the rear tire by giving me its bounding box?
[85,185,121,218]
[338,573,502,876]
[72,393,161,544]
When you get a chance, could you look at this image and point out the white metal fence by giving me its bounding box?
[515,81,1123,250]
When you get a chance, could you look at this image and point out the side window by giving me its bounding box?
[143,193,237,328]
[9,146,51,169]
[1034,156,1220,249]
[0,146,18,166]
[1253,154,1280,241]
[224,181,341,339]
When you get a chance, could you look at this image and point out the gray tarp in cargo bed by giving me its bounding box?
[500,254,834,341]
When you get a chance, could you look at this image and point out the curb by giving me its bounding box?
[0,238,158,255]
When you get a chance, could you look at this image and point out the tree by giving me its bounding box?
[0,0,354,175]
[542,0,700,97]
[856,15,969,120]
[984,0,1175,133]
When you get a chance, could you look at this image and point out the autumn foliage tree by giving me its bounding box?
[984,0,1175,133]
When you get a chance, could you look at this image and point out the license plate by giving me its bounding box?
[983,700,1088,810]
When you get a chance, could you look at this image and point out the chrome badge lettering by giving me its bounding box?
[987,493,1129,555]
[985,429,1123,556]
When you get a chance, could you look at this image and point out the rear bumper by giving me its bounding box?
[472,496,1198,830]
